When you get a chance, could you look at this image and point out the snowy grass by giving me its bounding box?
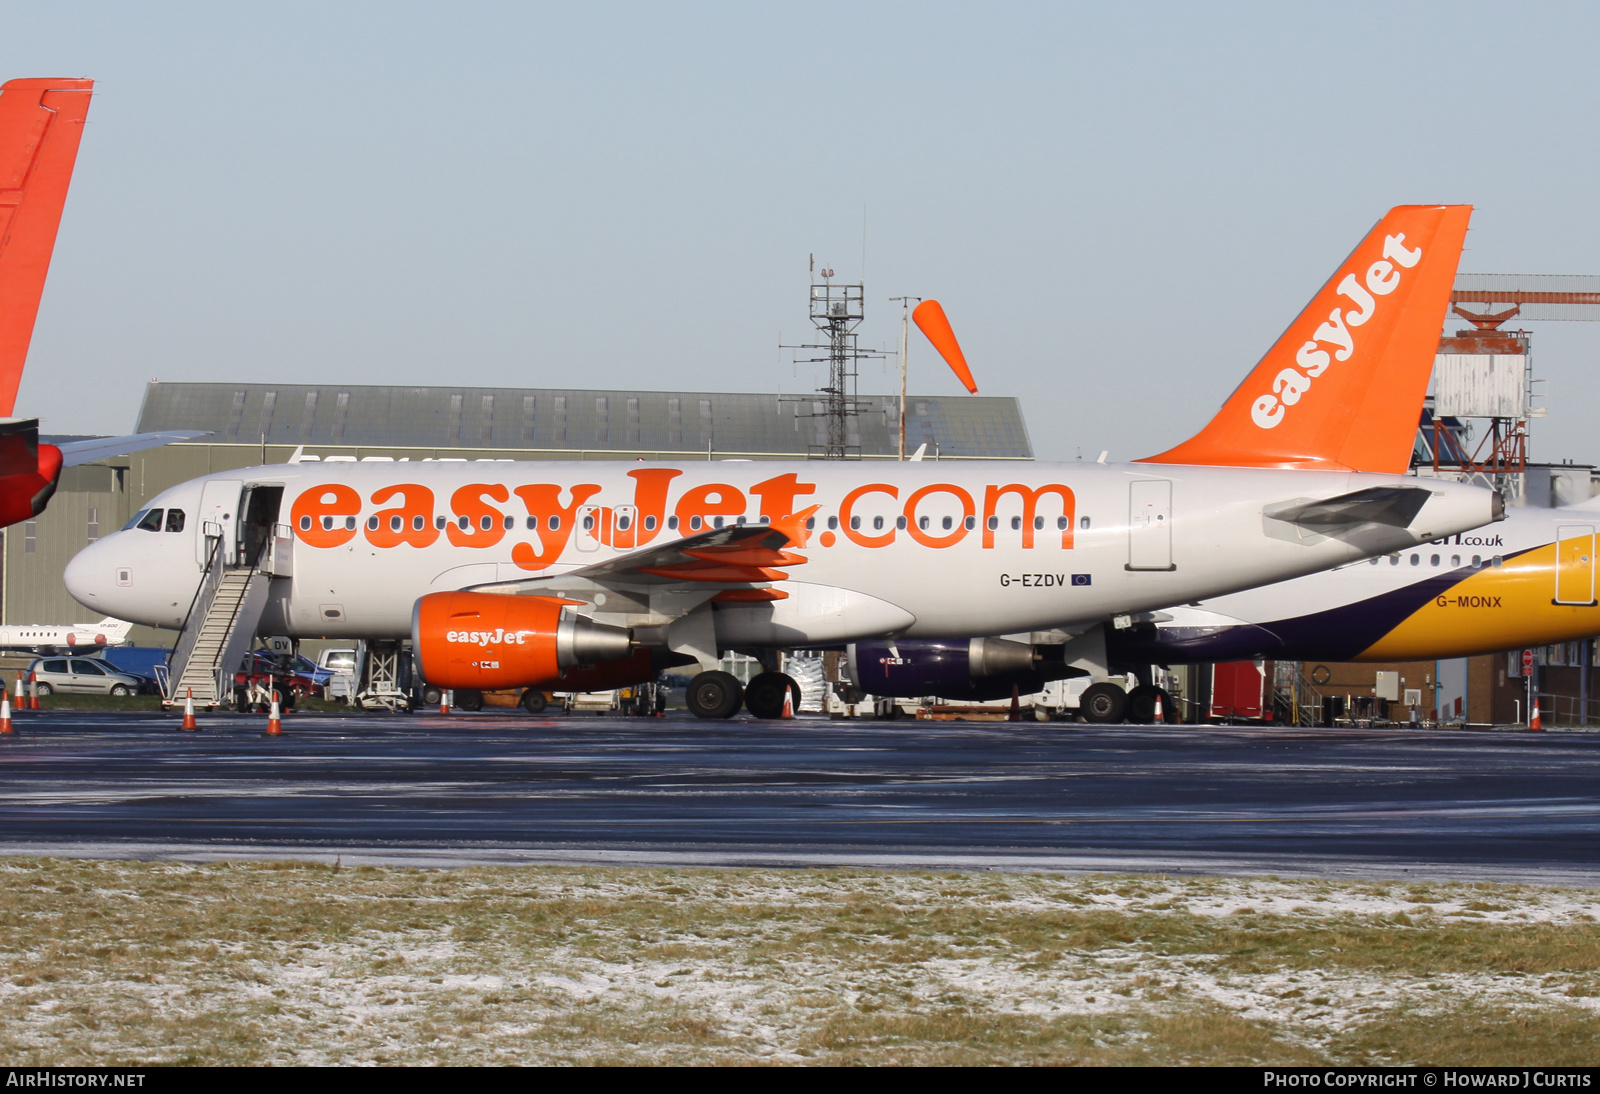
[1,860,1598,1065]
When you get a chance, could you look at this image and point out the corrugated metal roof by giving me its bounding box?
[134,382,1033,459]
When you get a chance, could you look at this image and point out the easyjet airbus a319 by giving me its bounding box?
[65,205,1501,718]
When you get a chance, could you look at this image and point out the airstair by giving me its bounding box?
[163,521,290,708]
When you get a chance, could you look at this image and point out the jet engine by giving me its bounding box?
[412,591,633,691]
[847,637,1056,702]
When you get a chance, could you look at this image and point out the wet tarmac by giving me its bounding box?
[1,709,1598,883]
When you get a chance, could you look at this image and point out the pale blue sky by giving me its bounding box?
[5,1,1600,463]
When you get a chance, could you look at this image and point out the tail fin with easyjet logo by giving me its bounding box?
[1140,204,1471,473]
[0,77,93,418]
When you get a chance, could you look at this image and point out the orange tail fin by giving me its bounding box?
[1140,205,1470,473]
[0,78,93,418]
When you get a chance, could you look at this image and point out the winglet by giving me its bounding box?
[1140,205,1471,472]
[912,300,979,394]
[0,78,94,418]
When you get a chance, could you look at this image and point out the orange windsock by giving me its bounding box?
[912,300,979,395]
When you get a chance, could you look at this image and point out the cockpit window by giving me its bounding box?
[134,509,164,532]
[165,509,186,533]
[123,509,151,531]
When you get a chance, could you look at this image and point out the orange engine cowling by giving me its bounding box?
[412,591,632,691]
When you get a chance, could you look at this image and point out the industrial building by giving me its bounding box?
[4,380,1033,640]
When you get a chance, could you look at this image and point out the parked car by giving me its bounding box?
[26,656,145,697]
[317,648,357,675]
[233,652,327,708]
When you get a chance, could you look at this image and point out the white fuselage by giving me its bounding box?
[63,459,1498,646]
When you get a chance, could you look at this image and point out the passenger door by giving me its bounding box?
[1127,479,1174,571]
[196,479,243,566]
[1555,525,1597,605]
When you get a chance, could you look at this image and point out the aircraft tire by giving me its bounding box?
[687,671,743,720]
[1126,685,1162,724]
[421,685,443,707]
[1079,682,1126,724]
[454,689,484,712]
[521,689,549,715]
[744,672,797,720]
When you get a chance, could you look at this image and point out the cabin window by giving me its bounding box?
[165,509,186,533]
[503,515,514,530]
[804,517,815,530]
[1452,555,1461,567]
[987,516,999,531]
[582,514,595,531]
[1011,517,1022,531]
[389,516,402,532]
[1080,516,1090,530]
[1431,554,1440,567]
[1369,557,1379,565]
[458,516,470,530]
[1493,555,1503,567]
[666,516,677,530]
[850,516,861,531]
[1472,555,1482,568]
[896,516,907,530]
[713,516,725,529]
[366,516,379,531]
[1034,516,1045,531]
[299,516,312,531]
[644,515,657,531]
[480,515,494,531]
[344,517,356,530]
[412,515,425,531]
[321,516,334,530]
[965,516,977,531]
[1389,555,1400,565]
[827,516,839,531]
[1057,516,1068,530]
[618,514,631,530]
[919,516,930,531]
[872,516,884,531]
[436,516,447,529]
[1409,554,1419,566]
[548,515,561,531]
[690,516,702,531]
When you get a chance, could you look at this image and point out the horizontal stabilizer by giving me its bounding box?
[1265,485,1432,529]
[57,431,211,467]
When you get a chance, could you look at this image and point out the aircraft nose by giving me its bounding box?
[63,537,116,611]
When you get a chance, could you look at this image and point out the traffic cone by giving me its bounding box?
[265,690,282,736]
[0,690,13,735]
[1009,683,1021,722]
[1531,698,1543,732]
[1154,692,1165,724]
[782,687,794,719]
[440,689,450,715]
[180,688,198,731]
[28,671,38,711]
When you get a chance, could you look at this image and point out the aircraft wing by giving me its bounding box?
[471,508,817,598]
[56,431,210,467]
[1265,485,1432,529]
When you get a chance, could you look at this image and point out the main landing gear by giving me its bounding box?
[685,670,801,720]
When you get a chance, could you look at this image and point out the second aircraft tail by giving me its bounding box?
[0,77,93,418]
[1141,204,1471,473]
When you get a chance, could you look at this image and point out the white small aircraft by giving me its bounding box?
[63,205,1501,718]
[0,616,131,653]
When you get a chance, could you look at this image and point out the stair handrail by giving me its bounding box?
[164,534,225,700]
[208,537,273,703]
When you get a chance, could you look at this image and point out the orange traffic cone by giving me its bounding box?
[1531,698,1543,732]
[265,690,282,736]
[13,673,22,712]
[28,671,39,711]
[0,689,13,735]
[781,687,794,719]
[1009,683,1021,722]
[1154,692,1165,724]
[440,689,450,715]
[180,688,198,731]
